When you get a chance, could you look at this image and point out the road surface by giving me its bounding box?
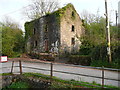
[0,60,119,87]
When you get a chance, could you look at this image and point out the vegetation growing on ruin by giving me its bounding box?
[46,3,76,23]
[24,3,76,45]
[52,3,74,17]
[71,11,76,20]
[24,3,76,35]
[24,21,34,40]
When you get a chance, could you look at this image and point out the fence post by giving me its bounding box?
[50,63,53,83]
[11,61,14,74]
[19,60,22,75]
[102,66,104,88]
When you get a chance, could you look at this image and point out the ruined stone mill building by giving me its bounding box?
[25,3,85,55]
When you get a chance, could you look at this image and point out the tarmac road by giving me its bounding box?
[0,60,119,87]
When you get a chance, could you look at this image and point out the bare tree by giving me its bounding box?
[2,16,20,29]
[1,16,21,29]
[24,0,60,20]
[80,10,98,24]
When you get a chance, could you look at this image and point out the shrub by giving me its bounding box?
[90,59,120,69]
[69,55,91,65]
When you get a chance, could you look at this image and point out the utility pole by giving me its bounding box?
[116,10,118,27]
[105,0,112,62]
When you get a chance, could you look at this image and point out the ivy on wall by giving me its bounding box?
[24,3,76,36]
[46,3,76,23]
[24,21,34,40]
[24,3,76,53]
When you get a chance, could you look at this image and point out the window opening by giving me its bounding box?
[71,38,75,45]
[72,25,75,32]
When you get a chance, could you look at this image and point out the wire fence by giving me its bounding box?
[1,60,120,88]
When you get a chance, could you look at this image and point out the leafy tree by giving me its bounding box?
[80,11,120,61]
[1,18,24,57]
[110,26,120,60]
[0,22,2,55]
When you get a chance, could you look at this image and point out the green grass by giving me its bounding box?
[23,72,51,80]
[0,73,12,76]
[1,72,119,89]
[23,72,120,89]
[2,81,30,89]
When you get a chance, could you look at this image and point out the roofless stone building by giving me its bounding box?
[25,3,85,56]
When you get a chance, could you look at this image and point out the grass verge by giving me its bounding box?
[1,73,119,89]
[23,72,120,89]
[0,73,12,76]
[2,81,30,89]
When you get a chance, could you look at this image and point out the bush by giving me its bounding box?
[29,53,55,61]
[69,55,91,65]
[2,22,24,58]
[90,59,120,69]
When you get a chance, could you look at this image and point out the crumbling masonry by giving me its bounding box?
[25,3,85,55]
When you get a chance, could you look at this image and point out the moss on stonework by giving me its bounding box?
[25,21,34,40]
[24,3,75,40]
[50,3,75,24]
[52,3,75,17]
[71,11,76,20]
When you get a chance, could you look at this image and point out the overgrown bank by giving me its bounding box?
[68,55,120,69]
[1,73,119,89]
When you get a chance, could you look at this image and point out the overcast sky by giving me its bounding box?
[0,0,119,31]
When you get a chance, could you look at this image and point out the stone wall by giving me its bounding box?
[25,14,60,54]
[25,3,85,56]
[2,75,13,88]
[2,74,50,88]
[60,5,84,54]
